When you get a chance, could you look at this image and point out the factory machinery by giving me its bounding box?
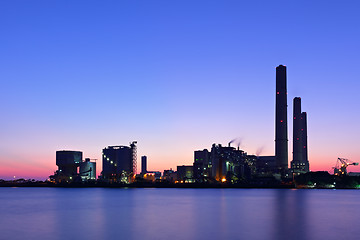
[333,158,359,176]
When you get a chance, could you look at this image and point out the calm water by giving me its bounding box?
[0,188,359,240]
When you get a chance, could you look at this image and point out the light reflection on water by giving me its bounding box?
[0,188,359,240]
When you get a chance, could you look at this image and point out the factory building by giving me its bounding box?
[275,65,289,175]
[177,165,194,183]
[191,143,257,183]
[101,141,137,183]
[79,158,96,181]
[210,143,256,182]
[256,156,277,176]
[163,169,177,183]
[50,150,96,183]
[51,150,82,182]
[143,171,161,182]
[193,149,210,182]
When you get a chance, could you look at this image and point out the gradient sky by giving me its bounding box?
[1,1,360,180]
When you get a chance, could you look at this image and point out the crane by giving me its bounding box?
[333,158,359,176]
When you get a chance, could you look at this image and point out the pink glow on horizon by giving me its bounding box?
[2,154,358,180]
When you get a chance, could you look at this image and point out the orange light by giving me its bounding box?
[221,177,226,183]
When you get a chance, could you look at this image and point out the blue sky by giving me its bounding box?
[1,1,359,179]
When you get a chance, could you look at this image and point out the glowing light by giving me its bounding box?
[221,177,226,182]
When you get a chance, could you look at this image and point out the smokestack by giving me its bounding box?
[141,156,147,174]
[293,97,303,163]
[301,112,309,172]
[275,65,288,173]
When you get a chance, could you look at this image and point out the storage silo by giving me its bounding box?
[79,158,96,181]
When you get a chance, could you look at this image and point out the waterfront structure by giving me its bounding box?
[210,144,256,182]
[193,149,210,182]
[275,65,289,174]
[177,165,194,182]
[256,156,277,176]
[101,142,137,182]
[53,150,82,182]
[163,169,177,183]
[143,171,161,181]
[143,172,155,182]
[291,101,310,174]
[141,156,147,174]
[79,158,96,181]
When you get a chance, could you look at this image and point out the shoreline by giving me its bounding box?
[0,182,359,189]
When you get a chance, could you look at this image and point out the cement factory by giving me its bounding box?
[48,65,359,187]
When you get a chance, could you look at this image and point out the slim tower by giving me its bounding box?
[301,112,309,172]
[292,97,303,163]
[141,156,147,174]
[275,65,288,173]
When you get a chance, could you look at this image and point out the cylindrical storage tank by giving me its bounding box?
[79,158,96,181]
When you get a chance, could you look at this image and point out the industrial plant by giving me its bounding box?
[100,141,137,183]
[45,65,359,188]
[49,151,96,183]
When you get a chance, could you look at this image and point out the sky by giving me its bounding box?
[1,0,359,180]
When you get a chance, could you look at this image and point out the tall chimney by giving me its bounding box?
[301,112,309,172]
[141,156,147,174]
[293,97,303,163]
[275,65,288,173]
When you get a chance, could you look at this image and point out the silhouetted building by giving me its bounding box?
[177,165,193,182]
[54,150,82,182]
[163,169,177,183]
[210,144,256,182]
[101,142,137,183]
[256,156,277,176]
[275,65,288,175]
[141,156,147,174]
[193,149,210,182]
[79,158,96,181]
[142,171,161,182]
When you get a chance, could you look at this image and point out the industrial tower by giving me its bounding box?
[291,97,309,174]
[275,65,288,174]
[292,97,303,163]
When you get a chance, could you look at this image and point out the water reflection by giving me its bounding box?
[273,189,308,240]
[1,188,360,240]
